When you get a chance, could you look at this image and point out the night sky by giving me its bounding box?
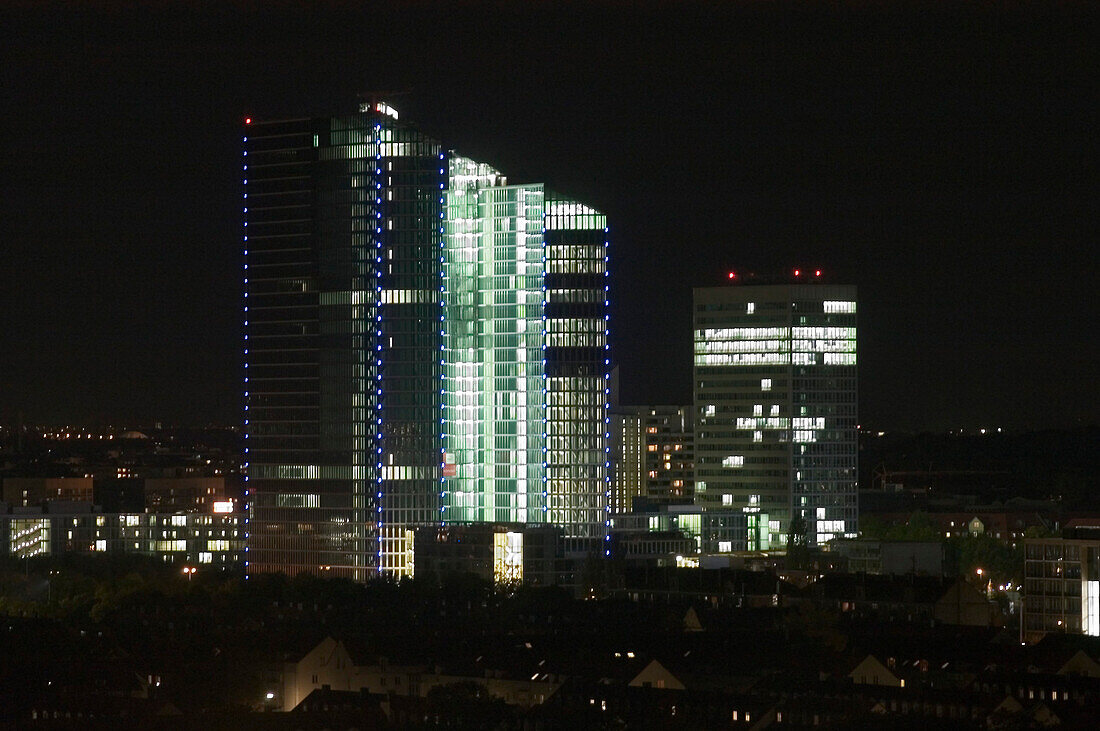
[1,2,1096,431]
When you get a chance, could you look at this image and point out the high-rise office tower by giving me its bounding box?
[693,276,857,548]
[243,105,609,578]
[442,157,611,555]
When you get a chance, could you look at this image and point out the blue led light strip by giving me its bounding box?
[241,126,251,578]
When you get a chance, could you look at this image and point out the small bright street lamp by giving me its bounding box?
[181,566,197,582]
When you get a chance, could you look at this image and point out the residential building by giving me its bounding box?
[244,104,608,579]
[1022,536,1100,641]
[2,477,93,506]
[611,405,693,513]
[278,637,561,712]
[693,277,857,548]
[0,502,243,566]
[640,406,694,503]
[610,410,644,514]
[143,477,227,512]
[826,539,946,576]
[868,509,1046,547]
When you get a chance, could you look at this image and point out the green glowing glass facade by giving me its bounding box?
[244,107,610,578]
[442,158,611,553]
[693,284,857,548]
[443,160,547,524]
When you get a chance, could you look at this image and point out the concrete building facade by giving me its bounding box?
[693,280,857,548]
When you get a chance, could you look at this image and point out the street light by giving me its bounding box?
[181,566,197,582]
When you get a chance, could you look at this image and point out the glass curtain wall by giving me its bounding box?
[245,115,378,579]
[544,198,611,554]
[443,157,547,525]
[245,108,442,580]
[375,122,445,578]
[247,112,609,578]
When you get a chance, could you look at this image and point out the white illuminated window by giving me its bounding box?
[753,431,762,443]
[746,302,755,314]
[718,541,732,553]
[1087,581,1100,636]
[753,404,763,416]
[770,405,779,416]
[722,494,733,506]
[824,352,857,365]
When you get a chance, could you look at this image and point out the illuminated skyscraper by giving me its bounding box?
[243,105,609,578]
[693,278,857,548]
[442,157,611,555]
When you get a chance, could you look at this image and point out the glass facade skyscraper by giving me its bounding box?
[441,156,611,553]
[243,106,609,578]
[693,282,857,548]
[442,163,546,527]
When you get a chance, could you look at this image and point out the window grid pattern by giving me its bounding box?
[245,112,610,576]
[544,197,611,552]
[693,284,857,548]
[244,111,443,580]
[443,161,547,525]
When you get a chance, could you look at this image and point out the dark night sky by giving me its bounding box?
[1,2,1096,431]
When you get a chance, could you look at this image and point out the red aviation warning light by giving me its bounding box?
[245,117,252,124]
[815,269,822,277]
[728,271,737,280]
[793,269,801,277]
